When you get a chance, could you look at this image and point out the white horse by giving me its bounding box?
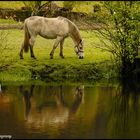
[20,16,84,59]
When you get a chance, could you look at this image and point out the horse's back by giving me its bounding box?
[25,16,70,38]
[24,16,79,39]
[24,16,44,34]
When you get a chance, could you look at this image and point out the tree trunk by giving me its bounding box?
[121,56,134,78]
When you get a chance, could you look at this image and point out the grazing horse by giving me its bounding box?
[19,16,84,59]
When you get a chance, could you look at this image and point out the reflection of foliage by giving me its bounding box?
[108,81,140,138]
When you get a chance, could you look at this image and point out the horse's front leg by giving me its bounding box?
[19,43,24,59]
[50,36,63,59]
[60,39,65,59]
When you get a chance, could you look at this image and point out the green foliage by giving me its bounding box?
[23,1,43,16]
[96,1,140,76]
[63,1,76,11]
[63,1,96,13]
[0,19,18,24]
[107,1,140,60]
[93,4,101,12]
[91,6,110,23]
[22,1,34,10]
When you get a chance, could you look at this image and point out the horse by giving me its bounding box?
[19,16,84,59]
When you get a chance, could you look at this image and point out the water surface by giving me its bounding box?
[0,83,140,139]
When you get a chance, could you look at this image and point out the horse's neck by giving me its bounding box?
[69,22,81,45]
[71,36,81,46]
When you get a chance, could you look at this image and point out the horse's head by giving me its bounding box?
[74,39,84,59]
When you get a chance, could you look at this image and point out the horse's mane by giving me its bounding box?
[64,18,82,43]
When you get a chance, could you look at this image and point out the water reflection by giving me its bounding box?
[0,82,140,139]
[108,80,140,139]
[19,85,34,120]
[19,85,84,131]
[0,85,11,105]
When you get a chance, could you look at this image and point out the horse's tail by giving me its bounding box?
[23,22,30,53]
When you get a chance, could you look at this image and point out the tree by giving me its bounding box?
[23,1,54,16]
[31,1,42,16]
[96,1,140,78]
[23,1,42,16]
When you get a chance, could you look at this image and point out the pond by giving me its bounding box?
[0,82,140,139]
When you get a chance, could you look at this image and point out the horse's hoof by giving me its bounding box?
[61,56,65,59]
[79,56,84,59]
[60,54,65,59]
[50,55,53,59]
[31,56,37,59]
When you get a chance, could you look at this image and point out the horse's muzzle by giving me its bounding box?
[79,56,84,59]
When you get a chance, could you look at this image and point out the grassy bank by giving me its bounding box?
[0,29,114,83]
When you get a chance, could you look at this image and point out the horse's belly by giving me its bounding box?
[39,26,68,39]
[39,32,57,39]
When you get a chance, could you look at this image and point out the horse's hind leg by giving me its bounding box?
[29,36,36,59]
[30,45,36,59]
[60,39,65,59]
[50,36,63,59]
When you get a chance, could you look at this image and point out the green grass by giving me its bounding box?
[0,1,24,9]
[0,29,112,82]
[0,18,19,24]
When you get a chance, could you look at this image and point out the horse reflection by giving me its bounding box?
[19,85,34,119]
[19,85,84,128]
[70,85,84,114]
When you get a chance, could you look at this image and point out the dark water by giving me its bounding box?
[0,82,140,139]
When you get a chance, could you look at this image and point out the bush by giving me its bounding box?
[63,1,75,11]
[91,6,111,23]
[93,4,101,12]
